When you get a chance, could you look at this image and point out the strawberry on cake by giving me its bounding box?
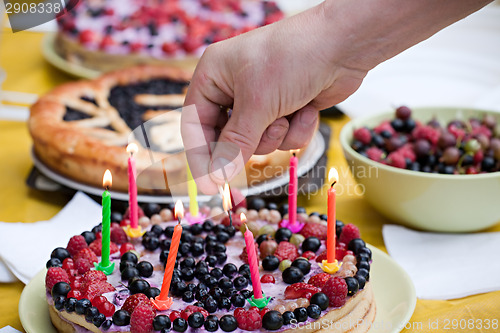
[45,199,375,333]
[54,0,285,72]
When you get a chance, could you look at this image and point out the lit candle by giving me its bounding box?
[152,200,184,310]
[279,150,304,233]
[288,150,298,225]
[327,168,338,263]
[222,183,233,227]
[127,143,139,229]
[243,216,263,299]
[95,170,115,275]
[320,168,341,274]
[187,166,199,216]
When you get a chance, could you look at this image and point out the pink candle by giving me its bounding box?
[243,219,263,299]
[327,168,338,263]
[127,143,139,229]
[288,152,298,225]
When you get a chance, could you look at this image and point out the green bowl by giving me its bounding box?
[340,107,500,232]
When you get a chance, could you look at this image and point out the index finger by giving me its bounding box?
[181,66,234,195]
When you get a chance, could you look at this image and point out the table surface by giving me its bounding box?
[1,29,500,333]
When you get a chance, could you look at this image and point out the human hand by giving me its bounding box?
[182,4,367,194]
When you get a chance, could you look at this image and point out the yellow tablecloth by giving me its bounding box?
[1,29,500,333]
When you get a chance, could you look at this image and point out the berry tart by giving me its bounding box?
[45,199,375,333]
[54,0,284,72]
[29,65,301,194]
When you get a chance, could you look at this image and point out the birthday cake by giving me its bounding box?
[44,198,375,333]
[54,0,284,72]
[28,65,305,194]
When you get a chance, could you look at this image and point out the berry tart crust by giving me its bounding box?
[54,33,200,73]
[29,65,301,194]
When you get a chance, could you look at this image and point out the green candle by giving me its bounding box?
[101,188,111,265]
[95,170,115,275]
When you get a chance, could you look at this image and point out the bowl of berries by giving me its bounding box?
[340,106,500,232]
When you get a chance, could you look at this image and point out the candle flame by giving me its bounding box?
[174,200,184,219]
[217,185,224,200]
[328,168,339,185]
[222,183,232,211]
[102,169,112,188]
[126,143,139,155]
[240,213,247,223]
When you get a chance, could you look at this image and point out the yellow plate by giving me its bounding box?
[41,33,101,80]
[19,245,416,333]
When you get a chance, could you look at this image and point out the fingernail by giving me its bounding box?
[266,124,288,140]
[300,108,318,125]
[211,157,237,183]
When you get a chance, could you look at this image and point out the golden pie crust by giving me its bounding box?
[29,65,304,194]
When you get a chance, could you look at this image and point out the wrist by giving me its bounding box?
[318,0,492,71]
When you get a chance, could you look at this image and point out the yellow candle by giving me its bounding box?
[187,166,199,216]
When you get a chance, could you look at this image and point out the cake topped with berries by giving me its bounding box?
[54,0,284,72]
[45,199,375,333]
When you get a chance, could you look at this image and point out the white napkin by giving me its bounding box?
[0,192,102,284]
[383,224,500,300]
[0,104,30,121]
[0,326,23,333]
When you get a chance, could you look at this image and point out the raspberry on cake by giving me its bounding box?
[66,235,89,256]
[321,276,348,308]
[308,273,331,289]
[338,224,360,245]
[45,198,375,333]
[130,302,156,333]
[45,267,71,291]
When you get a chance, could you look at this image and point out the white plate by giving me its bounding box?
[339,4,500,118]
[32,131,325,203]
[19,245,416,333]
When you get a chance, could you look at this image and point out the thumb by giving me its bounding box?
[210,108,270,185]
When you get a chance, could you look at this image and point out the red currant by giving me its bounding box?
[91,295,107,307]
[97,300,115,317]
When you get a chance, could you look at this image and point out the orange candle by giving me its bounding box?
[155,201,183,305]
[327,168,338,263]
